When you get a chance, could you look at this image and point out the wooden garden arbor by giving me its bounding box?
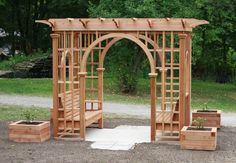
[37,18,208,142]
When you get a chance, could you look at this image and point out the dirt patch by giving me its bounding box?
[1,118,236,163]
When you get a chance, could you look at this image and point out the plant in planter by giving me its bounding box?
[192,103,221,128]
[9,109,50,142]
[180,117,217,150]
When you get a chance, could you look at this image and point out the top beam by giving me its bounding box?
[36,18,208,32]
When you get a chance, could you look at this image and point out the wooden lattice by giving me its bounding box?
[37,18,208,142]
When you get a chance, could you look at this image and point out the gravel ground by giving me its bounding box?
[0,94,236,126]
[1,118,236,163]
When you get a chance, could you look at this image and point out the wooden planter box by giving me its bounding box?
[9,120,50,142]
[192,110,221,128]
[180,126,217,150]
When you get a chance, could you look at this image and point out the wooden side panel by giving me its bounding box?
[51,34,59,138]
[192,110,221,128]
[9,121,50,143]
[149,73,157,142]
[180,126,217,150]
[179,33,187,131]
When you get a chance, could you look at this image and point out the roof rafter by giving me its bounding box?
[36,18,209,32]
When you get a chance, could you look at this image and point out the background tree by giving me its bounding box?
[0,0,235,91]
[0,0,89,55]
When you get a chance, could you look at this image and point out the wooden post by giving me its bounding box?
[179,33,187,132]
[50,33,59,138]
[149,73,157,142]
[74,32,79,89]
[97,68,105,128]
[185,33,192,126]
[79,72,87,140]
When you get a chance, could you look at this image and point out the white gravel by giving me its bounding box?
[0,94,236,126]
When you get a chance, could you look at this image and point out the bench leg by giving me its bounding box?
[98,116,103,129]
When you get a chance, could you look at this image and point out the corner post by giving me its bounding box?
[97,68,105,128]
[149,73,157,142]
[185,33,192,126]
[51,33,59,138]
[179,33,187,131]
[79,72,87,140]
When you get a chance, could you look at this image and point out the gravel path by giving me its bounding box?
[0,94,236,126]
[1,119,236,163]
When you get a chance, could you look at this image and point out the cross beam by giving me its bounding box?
[36,18,208,32]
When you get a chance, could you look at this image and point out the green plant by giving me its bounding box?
[202,102,208,111]
[21,109,38,122]
[193,117,206,129]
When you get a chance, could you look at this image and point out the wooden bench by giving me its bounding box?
[52,89,103,138]
[156,99,179,133]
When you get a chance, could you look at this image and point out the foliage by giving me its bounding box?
[105,40,146,94]
[0,105,49,121]
[88,0,236,85]
[0,0,89,55]
[21,109,38,122]
[0,0,235,90]
[202,102,208,111]
[0,50,50,70]
[191,0,236,83]
[193,117,206,129]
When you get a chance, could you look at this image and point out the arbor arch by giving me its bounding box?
[38,18,208,142]
[80,33,156,73]
[98,34,162,68]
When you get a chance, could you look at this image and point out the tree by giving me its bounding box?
[192,0,236,83]
[0,0,89,55]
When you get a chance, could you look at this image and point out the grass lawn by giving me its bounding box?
[0,104,129,121]
[0,105,50,121]
[0,78,235,112]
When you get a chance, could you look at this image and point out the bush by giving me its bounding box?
[0,50,51,71]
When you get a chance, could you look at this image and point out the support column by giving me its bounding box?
[185,33,192,126]
[149,73,157,143]
[97,67,105,128]
[51,33,59,138]
[179,33,187,131]
[79,72,87,140]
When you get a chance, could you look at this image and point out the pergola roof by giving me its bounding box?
[36,18,208,32]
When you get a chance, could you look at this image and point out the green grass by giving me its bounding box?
[0,105,50,121]
[0,78,52,96]
[0,78,235,112]
[191,80,236,112]
[0,104,133,121]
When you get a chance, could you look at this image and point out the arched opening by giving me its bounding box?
[80,33,156,73]
[79,33,157,141]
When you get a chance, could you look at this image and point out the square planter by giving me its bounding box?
[192,110,221,128]
[180,126,217,150]
[9,120,50,142]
